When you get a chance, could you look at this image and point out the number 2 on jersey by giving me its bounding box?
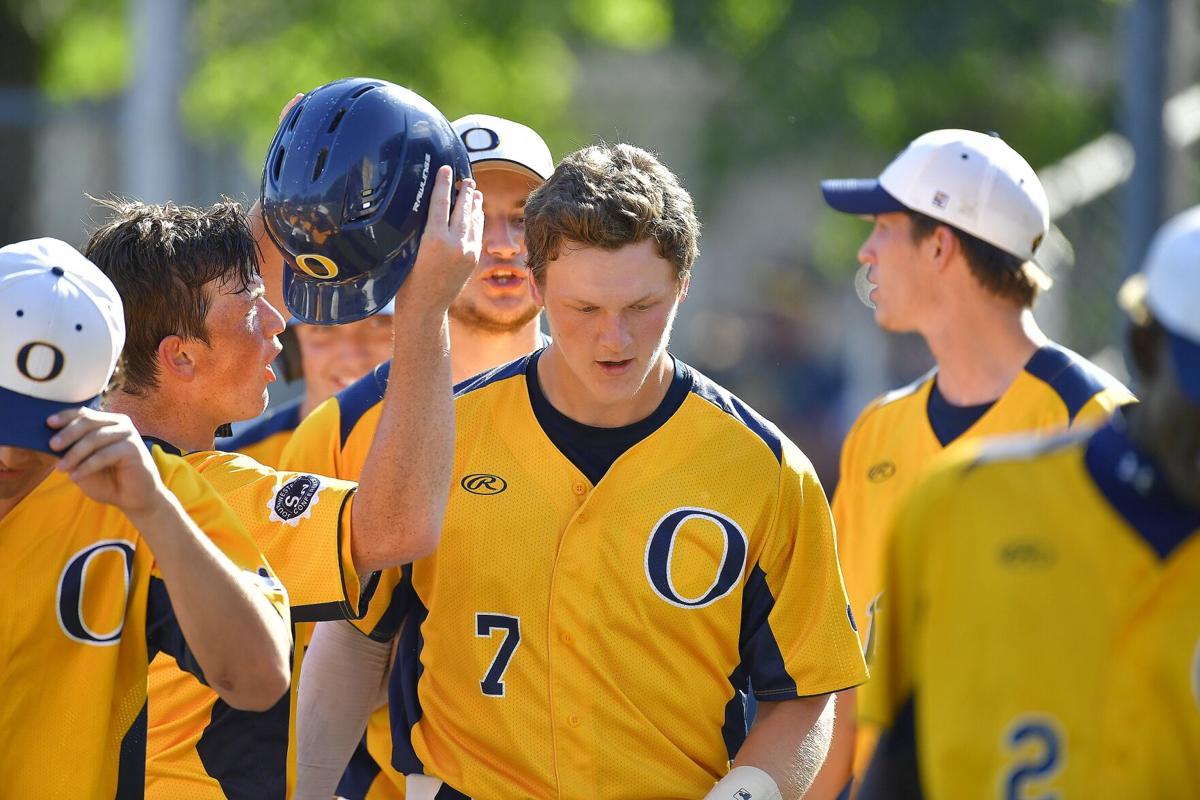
[475,613,520,697]
[1003,716,1063,800]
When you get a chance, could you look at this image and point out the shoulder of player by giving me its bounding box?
[452,352,535,399]
[1022,342,1134,423]
[681,360,793,466]
[219,397,304,451]
[929,426,1090,495]
[843,368,937,443]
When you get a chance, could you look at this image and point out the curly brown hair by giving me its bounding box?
[524,143,700,284]
[84,198,259,396]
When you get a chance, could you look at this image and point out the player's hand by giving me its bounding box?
[397,165,484,316]
[48,407,167,519]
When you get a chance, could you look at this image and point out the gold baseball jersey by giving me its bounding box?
[834,343,1132,661]
[218,396,303,470]
[0,445,287,798]
[144,441,370,800]
[861,420,1200,798]
[285,351,868,798]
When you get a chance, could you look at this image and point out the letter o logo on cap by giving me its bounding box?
[461,127,500,154]
[295,254,339,279]
[16,341,66,383]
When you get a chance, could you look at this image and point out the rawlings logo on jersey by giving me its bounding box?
[867,460,896,483]
[645,507,747,609]
[461,473,507,495]
[267,474,322,526]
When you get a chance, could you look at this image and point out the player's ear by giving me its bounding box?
[1127,318,1164,385]
[930,225,955,270]
[529,272,546,307]
[677,272,690,302]
[157,335,198,383]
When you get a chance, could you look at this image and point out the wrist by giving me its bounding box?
[122,488,180,536]
[704,766,782,800]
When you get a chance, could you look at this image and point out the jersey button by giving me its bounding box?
[561,631,574,645]
[572,482,587,495]
[567,713,581,727]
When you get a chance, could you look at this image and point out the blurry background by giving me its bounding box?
[2,0,1196,486]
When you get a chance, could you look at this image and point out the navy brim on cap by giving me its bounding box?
[1166,329,1200,406]
[820,179,908,215]
[0,384,101,454]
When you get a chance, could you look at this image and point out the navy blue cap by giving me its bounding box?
[820,179,908,215]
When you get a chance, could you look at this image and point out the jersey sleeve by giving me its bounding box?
[743,439,868,700]
[146,447,290,678]
[189,451,374,623]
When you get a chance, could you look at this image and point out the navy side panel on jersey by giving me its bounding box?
[115,703,149,800]
[857,695,924,800]
[387,565,430,776]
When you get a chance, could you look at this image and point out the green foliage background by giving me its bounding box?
[26,0,1121,168]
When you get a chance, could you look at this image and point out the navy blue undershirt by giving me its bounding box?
[526,351,693,485]
[1084,418,1200,560]
[926,380,994,447]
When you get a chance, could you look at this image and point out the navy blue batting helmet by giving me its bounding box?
[261,78,472,324]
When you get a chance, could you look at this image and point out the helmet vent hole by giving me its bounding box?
[312,148,329,181]
[272,147,286,181]
[351,85,376,99]
[327,108,346,133]
[286,104,303,131]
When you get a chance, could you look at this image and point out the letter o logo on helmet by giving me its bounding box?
[260,77,472,325]
[294,254,339,280]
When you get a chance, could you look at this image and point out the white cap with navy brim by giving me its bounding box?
[821,129,1050,262]
[1119,205,1200,405]
[452,114,554,182]
[0,238,126,453]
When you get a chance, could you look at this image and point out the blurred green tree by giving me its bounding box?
[31,0,1120,180]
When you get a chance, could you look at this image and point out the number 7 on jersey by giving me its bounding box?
[475,613,520,697]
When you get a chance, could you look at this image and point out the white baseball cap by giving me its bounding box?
[1118,205,1200,404]
[452,114,554,182]
[821,129,1050,261]
[0,238,125,453]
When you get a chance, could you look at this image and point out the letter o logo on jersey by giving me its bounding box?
[294,253,339,279]
[461,473,507,495]
[56,540,136,646]
[644,507,747,609]
[16,341,66,383]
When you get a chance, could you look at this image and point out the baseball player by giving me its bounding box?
[858,205,1200,798]
[813,129,1134,794]
[84,80,483,799]
[329,112,555,800]
[0,238,291,797]
[291,142,867,800]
